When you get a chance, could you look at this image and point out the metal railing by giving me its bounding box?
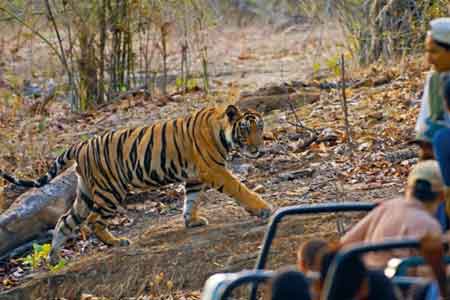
[250,202,376,300]
[218,270,273,300]
[322,239,449,300]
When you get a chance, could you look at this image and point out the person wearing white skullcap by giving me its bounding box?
[414,17,450,231]
[415,18,450,145]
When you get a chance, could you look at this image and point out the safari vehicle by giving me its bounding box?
[200,202,448,300]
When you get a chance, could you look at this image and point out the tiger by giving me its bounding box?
[0,105,272,264]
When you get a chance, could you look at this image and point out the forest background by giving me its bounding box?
[0,0,449,299]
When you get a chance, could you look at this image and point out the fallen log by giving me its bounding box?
[236,90,320,114]
[384,148,418,164]
[0,166,77,258]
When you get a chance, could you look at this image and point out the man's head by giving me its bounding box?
[426,18,450,72]
[269,268,311,300]
[319,250,367,300]
[320,250,399,300]
[407,160,445,209]
[297,239,328,273]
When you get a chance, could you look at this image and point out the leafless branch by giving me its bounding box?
[0,5,61,62]
[340,54,353,154]
[44,0,79,105]
[287,102,318,136]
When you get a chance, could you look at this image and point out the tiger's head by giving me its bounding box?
[218,105,265,159]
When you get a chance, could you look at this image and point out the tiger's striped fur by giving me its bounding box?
[0,105,272,264]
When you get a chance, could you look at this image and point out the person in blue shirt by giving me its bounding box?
[431,74,450,231]
[415,18,450,231]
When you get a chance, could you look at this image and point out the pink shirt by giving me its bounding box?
[340,197,442,268]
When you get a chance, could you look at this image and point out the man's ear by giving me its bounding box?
[438,190,446,202]
[225,105,240,122]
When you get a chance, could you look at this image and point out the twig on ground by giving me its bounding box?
[340,54,354,155]
[287,102,318,135]
[334,56,363,232]
[110,85,151,102]
[287,102,319,151]
[334,180,346,235]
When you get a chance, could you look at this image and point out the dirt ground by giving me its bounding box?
[0,20,424,299]
[0,154,396,300]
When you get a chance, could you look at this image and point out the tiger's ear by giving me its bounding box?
[224,105,240,122]
[243,107,264,116]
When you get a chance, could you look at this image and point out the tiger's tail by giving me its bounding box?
[0,145,77,188]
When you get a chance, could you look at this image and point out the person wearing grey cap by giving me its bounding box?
[341,160,444,268]
[414,17,450,231]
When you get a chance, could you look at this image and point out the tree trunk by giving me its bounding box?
[340,0,447,65]
[78,25,98,109]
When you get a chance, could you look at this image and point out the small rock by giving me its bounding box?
[368,111,383,120]
[253,184,265,193]
[318,128,338,143]
[287,132,302,141]
[309,109,322,118]
[287,142,297,152]
[80,294,104,300]
[12,267,24,279]
[278,168,314,181]
[254,160,272,171]
[263,131,276,140]
[278,113,287,123]
[171,94,185,102]
[22,79,42,98]
[231,163,253,176]
[384,149,417,164]
[266,143,286,154]
[401,158,418,166]
[334,144,347,155]
[358,142,371,151]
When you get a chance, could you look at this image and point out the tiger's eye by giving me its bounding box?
[256,120,264,129]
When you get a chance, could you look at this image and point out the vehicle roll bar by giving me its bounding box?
[250,202,376,300]
[323,240,449,300]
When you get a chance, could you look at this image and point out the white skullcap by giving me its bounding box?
[430,18,450,46]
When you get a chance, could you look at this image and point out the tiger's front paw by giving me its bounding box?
[80,225,91,241]
[184,216,209,228]
[117,237,132,247]
[246,206,273,219]
[106,236,132,247]
[258,207,272,219]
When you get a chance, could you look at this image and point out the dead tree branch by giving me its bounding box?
[340,54,353,154]
[0,5,62,62]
